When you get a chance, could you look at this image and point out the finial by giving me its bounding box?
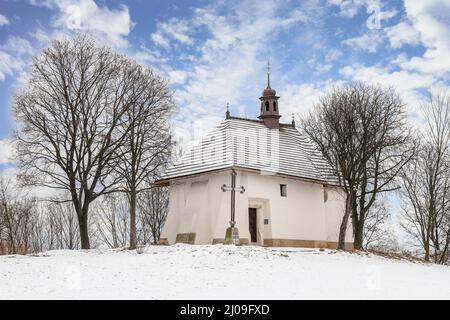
[267,60,271,88]
[291,113,295,127]
[226,102,230,119]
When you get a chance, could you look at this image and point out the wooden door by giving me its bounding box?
[248,208,257,243]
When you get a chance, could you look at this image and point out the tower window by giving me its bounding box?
[265,101,269,111]
[273,101,277,112]
[280,184,287,197]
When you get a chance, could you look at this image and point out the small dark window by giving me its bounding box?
[280,184,287,197]
[273,101,277,112]
[265,101,269,111]
[264,219,269,225]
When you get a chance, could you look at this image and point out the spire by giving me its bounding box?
[226,102,230,119]
[267,60,271,88]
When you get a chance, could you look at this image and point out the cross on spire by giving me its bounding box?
[267,60,271,88]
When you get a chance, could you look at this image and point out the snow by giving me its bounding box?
[1,244,450,299]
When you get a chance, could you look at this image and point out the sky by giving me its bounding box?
[0,0,450,168]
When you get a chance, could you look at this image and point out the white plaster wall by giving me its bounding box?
[160,183,182,244]
[246,174,322,241]
[161,169,352,245]
[161,171,233,244]
[244,174,352,243]
[324,187,353,243]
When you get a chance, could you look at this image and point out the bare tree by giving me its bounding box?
[139,186,169,245]
[303,83,414,250]
[94,195,129,248]
[400,92,450,263]
[112,69,173,249]
[362,200,399,250]
[0,176,39,254]
[14,35,157,249]
[45,200,80,250]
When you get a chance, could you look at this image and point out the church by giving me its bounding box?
[156,69,353,249]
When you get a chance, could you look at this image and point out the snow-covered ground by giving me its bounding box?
[1,244,449,299]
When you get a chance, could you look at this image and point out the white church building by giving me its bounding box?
[156,71,353,249]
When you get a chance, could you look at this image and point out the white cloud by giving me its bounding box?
[340,64,435,92]
[167,70,189,85]
[328,0,397,23]
[0,139,14,165]
[325,49,343,62]
[150,18,194,49]
[327,0,364,18]
[375,8,398,23]
[315,63,333,74]
[279,81,344,118]
[385,21,421,48]
[151,33,170,49]
[0,14,10,26]
[0,36,33,54]
[394,0,450,75]
[0,51,20,81]
[343,31,384,52]
[0,36,33,81]
[31,0,134,47]
[339,64,435,118]
[162,0,316,146]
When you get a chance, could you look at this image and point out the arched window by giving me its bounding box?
[273,101,277,112]
[265,101,270,111]
[261,102,263,113]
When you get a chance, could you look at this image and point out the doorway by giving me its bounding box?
[248,208,257,243]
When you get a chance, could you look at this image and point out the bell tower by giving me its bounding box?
[258,62,281,129]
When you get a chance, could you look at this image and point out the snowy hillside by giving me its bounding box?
[1,244,449,299]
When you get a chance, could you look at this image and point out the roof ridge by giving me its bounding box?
[226,116,294,128]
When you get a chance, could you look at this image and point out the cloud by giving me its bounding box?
[0,14,9,26]
[385,21,421,48]
[167,70,189,85]
[327,0,365,18]
[343,31,384,52]
[315,63,333,74]
[279,81,345,118]
[151,32,170,49]
[0,139,14,165]
[0,36,33,54]
[328,0,397,23]
[394,0,450,75]
[150,18,194,49]
[159,0,317,145]
[339,64,435,117]
[0,36,33,81]
[30,0,134,47]
[325,49,343,62]
[340,64,436,92]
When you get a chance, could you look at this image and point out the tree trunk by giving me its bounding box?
[354,216,365,250]
[337,192,353,250]
[78,205,90,249]
[129,191,137,250]
[424,242,430,262]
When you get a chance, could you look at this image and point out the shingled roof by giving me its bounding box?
[157,116,339,186]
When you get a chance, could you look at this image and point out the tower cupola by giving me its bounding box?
[258,62,281,129]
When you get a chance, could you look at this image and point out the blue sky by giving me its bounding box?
[0,0,450,166]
